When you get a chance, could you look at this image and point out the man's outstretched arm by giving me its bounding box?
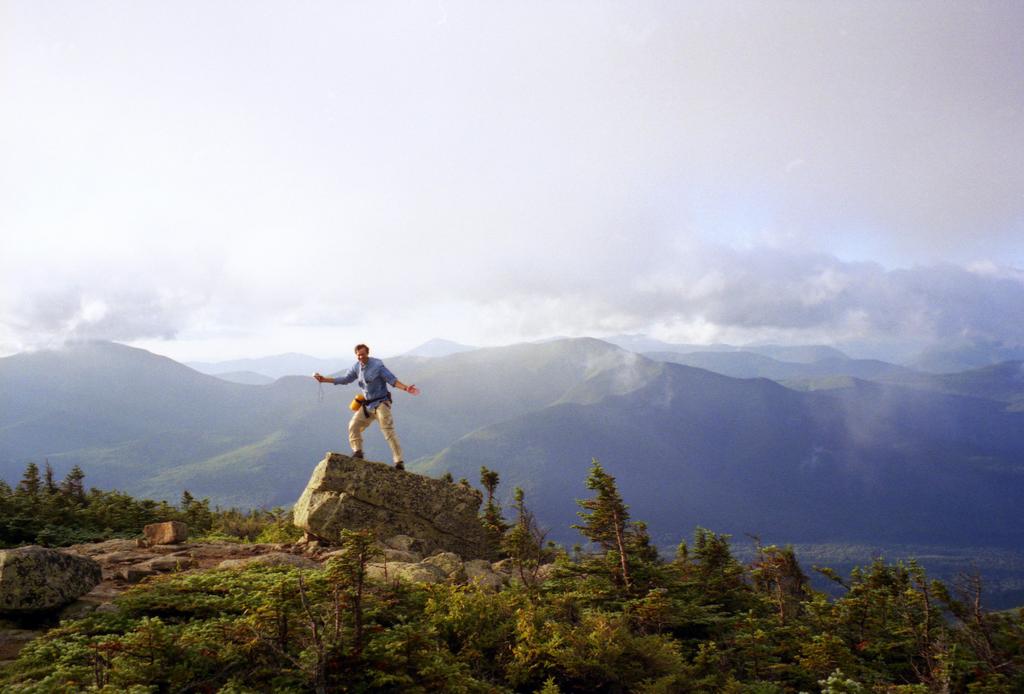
[392,379,420,395]
[314,364,358,384]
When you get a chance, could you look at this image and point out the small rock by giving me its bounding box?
[137,556,196,573]
[94,550,152,565]
[59,599,99,621]
[0,628,40,663]
[149,543,192,555]
[67,539,140,556]
[81,584,121,602]
[120,565,157,583]
[144,521,188,545]
[179,543,250,559]
[217,553,320,570]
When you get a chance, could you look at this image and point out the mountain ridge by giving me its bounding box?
[3,339,1023,554]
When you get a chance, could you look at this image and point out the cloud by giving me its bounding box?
[1,2,1022,358]
[461,245,1024,349]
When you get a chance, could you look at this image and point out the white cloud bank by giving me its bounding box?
[1,2,1022,360]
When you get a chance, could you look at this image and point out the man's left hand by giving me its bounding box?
[407,385,421,395]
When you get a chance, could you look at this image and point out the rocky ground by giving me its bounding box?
[0,535,550,668]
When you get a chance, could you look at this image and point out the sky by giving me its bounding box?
[2,1,1022,362]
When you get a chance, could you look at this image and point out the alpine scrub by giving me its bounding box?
[2,461,1023,692]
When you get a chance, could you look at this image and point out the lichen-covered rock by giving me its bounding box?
[491,558,515,575]
[364,560,448,585]
[0,546,102,612]
[536,563,558,582]
[294,453,490,557]
[144,521,188,545]
[464,559,505,590]
[464,559,492,574]
[422,552,465,580]
[464,559,497,578]
[365,561,410,582]
[395,563,446,584]
[383,548,422,563]
[385,535,426,554]
[469,571,506,590]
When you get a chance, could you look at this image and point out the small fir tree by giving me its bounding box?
[502,486,549,587]
[17,461,41,498]
[573,458,633,590]
[43,460,59,496]
[479,466,508,554]
[60,465,87,504]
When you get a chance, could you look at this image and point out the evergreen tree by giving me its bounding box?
[750,541,809,624]
[43,460,59,496]
[502,487,549,586]
[16,461,41,498]
[479,466,508,554]
[60,465,87,504]
[573,459,633,590]
[675,528,754,616]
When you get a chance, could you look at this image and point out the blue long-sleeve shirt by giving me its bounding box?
[330,357,397,411]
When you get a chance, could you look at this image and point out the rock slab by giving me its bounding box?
[0,546,102,612]
[294,452,490,558]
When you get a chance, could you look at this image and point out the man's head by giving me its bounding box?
[354,343,370,365]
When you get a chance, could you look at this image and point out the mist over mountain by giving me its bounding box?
[606,335,848,363]
[908,340,1024,374]
[3,338,1023,558]
[187,353,350,380]
[210,371,276,386]
[645,350,916,381]
[878,360,1024,411]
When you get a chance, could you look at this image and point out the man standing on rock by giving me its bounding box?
[314,343,420,470]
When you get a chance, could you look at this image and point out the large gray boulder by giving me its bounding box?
[0,546,102,613]
[294,452,490,558]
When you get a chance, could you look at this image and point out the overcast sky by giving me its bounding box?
[2,1,1022,361]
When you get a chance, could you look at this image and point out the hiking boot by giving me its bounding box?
[394,461,405,471]
[352,450,364,459]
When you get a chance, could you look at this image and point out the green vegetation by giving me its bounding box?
[2,460,1023,692]
[0,461,301,548]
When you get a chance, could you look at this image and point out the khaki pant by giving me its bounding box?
[348,402,403,463]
